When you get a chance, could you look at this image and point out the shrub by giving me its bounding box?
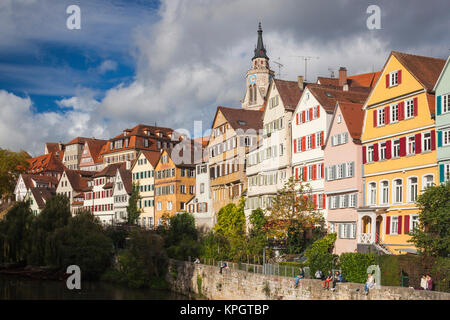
[378,255,401,287]
[305,233,338,275]
[431,257,450,293]
[339,253,377,283]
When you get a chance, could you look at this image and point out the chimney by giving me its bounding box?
[338,67,347,87]
[297,76,304,90]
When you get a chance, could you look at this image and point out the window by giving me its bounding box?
[367,145,374,162]
[394,179,403,203]
[381,181,389,205]
[393,139,400,158]
[408,177,418,203]
[349,193,357,208]
[407,136,415,155]
[167,201,173,210]
[157,202,162,211]
[306,135,312,150]
[405,99,414,119]
[391,216,399,235]
[337,115,342,123]
[189,185,194,194]
[423,175,434,189]
[444,129,450,146]
[443,94,450,113]
[390,71,399,87]
[378,108,385,126]
[380,142,387,160]
[338,223,356,239]
[423,132,431,152]
[391,104,399,122]
[411,215,420,231]
[337,163,345,179]
[368,182,377,206]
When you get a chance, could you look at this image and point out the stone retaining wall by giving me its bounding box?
[167,260,450,300]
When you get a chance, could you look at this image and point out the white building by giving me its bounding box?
[245,78,304,217]
[112,166,132,224]
[56,169,95,215]
[14,174,58,202]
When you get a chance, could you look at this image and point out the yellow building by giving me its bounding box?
[359,51,445,255]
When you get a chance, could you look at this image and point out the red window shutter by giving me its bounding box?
[431,130,436,150]
[399,137,406,157]
[398,102,405,120]
[398,70,402,84]
[196,203,199,212]
[295,167,299,180]
[205,203,207,212]
[373,143,379,161]
[404,215,410,234]
[313,194,317,209]
[415,133,422,154]
[398,216,402,234]
[321,163,324,177]
[413,97,418,117]
[386,216,391,235]
[321,131,324,146]
[323,194,326,209]
[386,74,390,88]
[296,113,299,125]
[373,110,377,127]
[386,140,392,159]
[294,139,297,153]
[385,106,390,124]
[311,134,316,149]
[302,111,306,123]
[301,137,306,151]
[303,167,307,180]
[313,164,317,180]
[362,146,367,164]
[309,108,313,120]
[317,106,320,118]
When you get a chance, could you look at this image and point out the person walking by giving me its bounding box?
[323,270,333,290]
[294,267,305,288]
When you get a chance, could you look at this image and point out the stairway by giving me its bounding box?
[373,243,391,255]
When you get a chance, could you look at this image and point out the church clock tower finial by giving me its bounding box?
[253,22,269,60]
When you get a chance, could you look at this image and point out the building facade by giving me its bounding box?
[359,51,445,254]
[112,166,132,224]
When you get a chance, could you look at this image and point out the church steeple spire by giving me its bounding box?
[252,22,269,60]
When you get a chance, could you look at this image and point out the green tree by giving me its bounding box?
[0,148,30,199]
[214,197,246,239]
[408,182,450,257]
[304,233,338,275]
[127,183,142,225]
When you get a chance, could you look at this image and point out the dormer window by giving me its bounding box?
[238,120,246,126]
[387,70,401,87]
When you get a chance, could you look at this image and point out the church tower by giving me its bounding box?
[241,23,275,110]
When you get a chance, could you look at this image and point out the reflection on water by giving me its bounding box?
[0,275,187,300]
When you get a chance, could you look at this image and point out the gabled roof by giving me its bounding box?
[27,152,65,174]
[433,55,450,92]
[273,79,304,111]
[307,84,371,113]
[63,169,91,192]
[65,137,91,146]
[117,167,132,194]
[391,51,446,92]
[84,139,108,164]
[93,163,126,178]
[337,102,365,141]
[317,72,380,88]
[30,187,55,209]
[45,142,62,154]
[216,106,264,131]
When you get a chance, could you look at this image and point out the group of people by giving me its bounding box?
[294,268,343,291]
[419,274,433,291]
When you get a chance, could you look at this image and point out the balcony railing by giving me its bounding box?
[359,233,373,244]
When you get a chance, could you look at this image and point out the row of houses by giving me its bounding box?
[12,24,450,256]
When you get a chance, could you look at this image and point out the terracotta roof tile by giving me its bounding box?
[273,79,304,111]
[93,163,126,178]
[336,102,365,140]
[30,187,55,209]
[217,106,264,131]
[63,169,92,192]
[307,84,370,113]
[27,152,65,174]
[118,168,133,194]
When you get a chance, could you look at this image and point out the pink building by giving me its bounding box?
[323,101,365,254]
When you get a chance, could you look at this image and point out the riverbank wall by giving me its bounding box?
[167,260,450,300]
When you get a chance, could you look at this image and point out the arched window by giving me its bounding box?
[368,182,377,205]
[380,181,389,205]
[393,179,403,203]
[423,175,434,189]
[408,177,418,202]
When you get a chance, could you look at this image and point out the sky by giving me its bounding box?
[0,0,449,156]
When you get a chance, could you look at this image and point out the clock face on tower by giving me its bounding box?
[248,74,257,85]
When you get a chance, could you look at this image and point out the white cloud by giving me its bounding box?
[96,60,118,74]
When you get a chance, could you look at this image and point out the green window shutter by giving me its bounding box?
[437,95,442,115]
[440,164,445,183]
[438,130,443,147]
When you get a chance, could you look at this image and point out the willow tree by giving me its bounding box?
[265,177,324,251]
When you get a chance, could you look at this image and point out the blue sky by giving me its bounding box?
[1,0,449,156]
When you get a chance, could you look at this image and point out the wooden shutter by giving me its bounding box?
[438,130,443,147]
[313,194,317,209]
[398,216,402,234]
[386,140,392,159]
[398,102,405,120]
[309,108,313,120]
[302,111,306,123]
[404,215,410,234]
[317,106,320,118]
[373,143,379,162]
[398,70,402,84]
[301,137,306,151]
[431,130,436,150]
[373,109,377,127]
[293,139,297,153]
[296,113,299,125]
[323,194,326,209]
[312,164,317,180]
[440,164,445,183]
[399,137,407,156]
[295,167,299,180]
[311,134,316,149]
[385,74,390,88]
[437,95,442,115]
[322,164,324,178]
[362,146,367,164]
[386,216,391,235]
[385,106,390,124]
[303,167,307,180]
[321,131,324,146]
[415,133,422,154]
[413,97,418,117]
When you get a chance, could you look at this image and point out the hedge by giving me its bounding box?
[339,253,377,283]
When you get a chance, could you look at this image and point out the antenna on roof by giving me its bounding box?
[328,68,335,78]
[273,57,284,78]
[290,55,320,82]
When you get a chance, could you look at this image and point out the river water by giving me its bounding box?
[0,275,187,300]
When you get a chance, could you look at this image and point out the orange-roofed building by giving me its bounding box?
[79,138,108,172]
[27,152,65,180]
